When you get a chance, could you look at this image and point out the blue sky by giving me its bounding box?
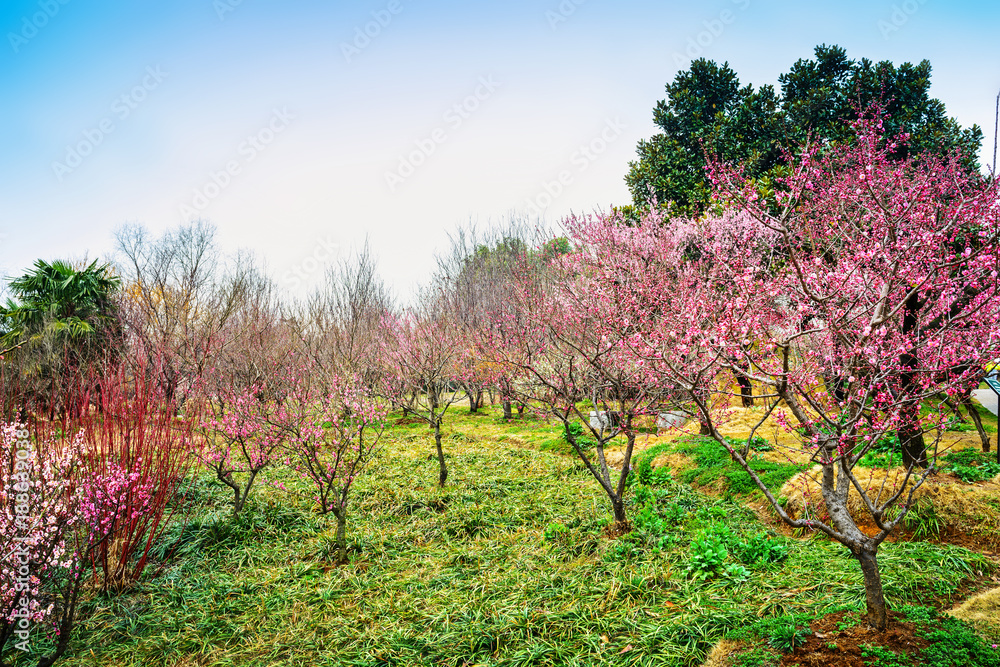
[2,0,998,300]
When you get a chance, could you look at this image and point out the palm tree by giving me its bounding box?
[0,259,123,417]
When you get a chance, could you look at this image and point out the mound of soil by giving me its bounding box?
[780,611,925,667]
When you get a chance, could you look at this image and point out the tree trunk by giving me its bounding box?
[610,496,629,530]
[734,367,753,407]
[857,548,888,630]
[897,293,927,468]
[36,574,81,667]
[738,376,753,407]
[434,420,447,488]
[502,399,512,421]
[220,470,251,517]
[962,394,991,452]
[898,401,928,469]
[333,507,348,564]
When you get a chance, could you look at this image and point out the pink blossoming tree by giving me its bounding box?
[379,308,467,488]
[493,242,674,528]
[571,114,1000,629]
[273,370,387,564]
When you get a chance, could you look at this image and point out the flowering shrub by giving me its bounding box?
[75,357,194,593]
[1,423,79,659]
[201,383,285,516]
[279,374,386,563]
[2,397,188,662]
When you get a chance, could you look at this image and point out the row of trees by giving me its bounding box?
[0,226,400,664]
[2,105,998,658]
[322,111,999,630]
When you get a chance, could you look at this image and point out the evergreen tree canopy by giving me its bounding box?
[626,44,983,216]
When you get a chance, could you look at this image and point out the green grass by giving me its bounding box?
[925,398,998,434]
[6,408,996,667]
[664,436,807,500]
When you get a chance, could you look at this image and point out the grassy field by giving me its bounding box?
[15,406,1000,667]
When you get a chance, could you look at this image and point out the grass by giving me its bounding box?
[659,436,807,500]
[6,407,997,667]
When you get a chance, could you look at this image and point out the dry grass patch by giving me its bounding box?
[948,586,1000,643]
[700,639,745,667]
[780,464,1000,547]
[650,450,695,472]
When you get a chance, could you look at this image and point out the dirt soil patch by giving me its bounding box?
[780,611,925,667]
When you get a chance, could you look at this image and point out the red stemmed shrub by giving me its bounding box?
[65,355,195,593]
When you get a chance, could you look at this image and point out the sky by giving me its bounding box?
[2,0,999,302]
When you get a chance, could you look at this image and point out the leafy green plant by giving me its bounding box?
[685,530,728,580]
[896,606,1000,667]
[694,504,730,524]
[542,522,569,543]
[767,623,811,652]
[944,448,1000,483]
[836,614,862,632]
[898,604,935,624]
[860,644,910,667]
[901,497,942,539]
[626,485,687,553]
[922,620,1000,667]
[733,531,789,565]
[632,457,674,486]
[723,563,751,583]
[726,435,773,452]
[731,647,781,667]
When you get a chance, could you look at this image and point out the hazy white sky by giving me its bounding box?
[2,0,998,302]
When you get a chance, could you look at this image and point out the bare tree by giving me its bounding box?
[290,242,392,394]
[114,221,249,407]
[433,216,545,416]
